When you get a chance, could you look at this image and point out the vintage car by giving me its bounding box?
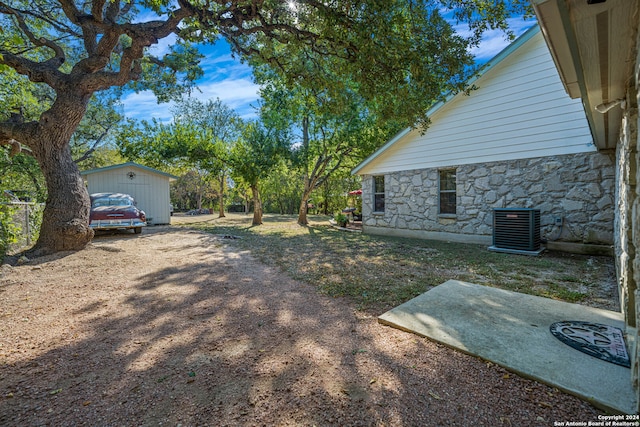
[89,192,146,234]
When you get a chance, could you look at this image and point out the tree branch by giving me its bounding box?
[0,117,38,155]
[0,2,66,68]
[73,125,112,164]
[0,50,65,88]
[57,0,83,25]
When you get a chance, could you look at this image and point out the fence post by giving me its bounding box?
[25,203,30,246]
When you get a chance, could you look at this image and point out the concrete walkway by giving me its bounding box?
[378,280,636,414]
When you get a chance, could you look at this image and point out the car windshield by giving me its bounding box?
[92,197,133,207]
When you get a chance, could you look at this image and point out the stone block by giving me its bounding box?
[525,169,543,182]
[593,210,615,222]
[577,170,601,182]
[543,161,562,172]
[469,167,489,178]
[408,220,421,230]
[544,175,565,192]
[597,195,614,210]
[583,228,613,245]
[492,165,507,174]
[567,211,588,224]
[561,199,584,211]
[505,166,522,177]
[474,176,491,191]
[489,175,505,186]
[510,186,527,199]
[567,187,593,202]
[465,207,480,216]
[460,196,474,206]
[477,224,491,234]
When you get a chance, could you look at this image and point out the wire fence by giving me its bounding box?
[1,201,44,257]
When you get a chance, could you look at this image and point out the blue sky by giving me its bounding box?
[120,15,536,123]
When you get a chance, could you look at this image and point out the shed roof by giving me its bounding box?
[81,162,177,180]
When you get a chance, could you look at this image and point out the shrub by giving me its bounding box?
[334,212,349,227]
[0,204,21,262]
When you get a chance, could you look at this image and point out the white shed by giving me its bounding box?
[81,162,176,225]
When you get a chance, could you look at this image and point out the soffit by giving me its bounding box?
[532,0,638,150]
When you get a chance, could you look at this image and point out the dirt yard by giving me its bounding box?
[0,224,606,426]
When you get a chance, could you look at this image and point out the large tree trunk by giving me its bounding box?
[34,144,94,254]
[27,92,94,255]
[251,184,263,225]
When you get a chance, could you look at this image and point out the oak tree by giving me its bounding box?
[0,0,525,254]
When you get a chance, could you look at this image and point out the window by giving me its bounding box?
[373,175,385,212]
[439,169,456,215]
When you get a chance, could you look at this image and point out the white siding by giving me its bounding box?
[356,31,596,175]
[86,166,171,225]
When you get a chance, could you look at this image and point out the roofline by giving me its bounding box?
[352,24,540,176]
[80,162,178,180]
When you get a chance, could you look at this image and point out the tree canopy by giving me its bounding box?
[0,0,528,254]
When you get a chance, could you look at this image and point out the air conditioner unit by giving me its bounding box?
[489,208,543,255]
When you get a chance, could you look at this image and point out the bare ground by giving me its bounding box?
[0,225,607,426]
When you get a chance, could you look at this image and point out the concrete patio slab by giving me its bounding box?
[378,279,636,414]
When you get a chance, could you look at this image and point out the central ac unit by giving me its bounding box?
[489,208,543,255]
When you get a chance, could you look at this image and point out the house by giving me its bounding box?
[531,0,640,412]
[352,25,615,254]
[81,162,176,225]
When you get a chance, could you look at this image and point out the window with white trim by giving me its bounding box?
[373,175,385,213]
[439,169,456,215]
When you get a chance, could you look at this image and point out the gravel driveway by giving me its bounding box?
[0,225,603,426]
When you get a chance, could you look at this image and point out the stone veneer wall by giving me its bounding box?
[616,102,638,331]
[623,20,640,410]
[361,151,615,246]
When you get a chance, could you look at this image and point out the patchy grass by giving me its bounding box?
[175,213,617,314]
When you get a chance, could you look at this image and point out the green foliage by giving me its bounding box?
[73,92,125,169]
[244,1,530,130]
[0,203,20,260]
[0,201,43,261]
[117,98,244,211]
[257,62,403,222]
[130,41,205,103]
[170,170,218,211]
[260,164,303,214]
[0,151,45,203]
[0,0,529,251]
[230,121,288,188]
[333,212,348,228]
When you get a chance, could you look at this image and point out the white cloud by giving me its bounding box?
[121,77,261,123]
[121,90,176,123]
[190,78,261,119]
[466,18,537,62]
[147,33,178,58]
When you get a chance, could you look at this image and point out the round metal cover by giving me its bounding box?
[549,321,630,368]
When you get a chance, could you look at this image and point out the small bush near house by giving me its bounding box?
[333,212,349,227]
